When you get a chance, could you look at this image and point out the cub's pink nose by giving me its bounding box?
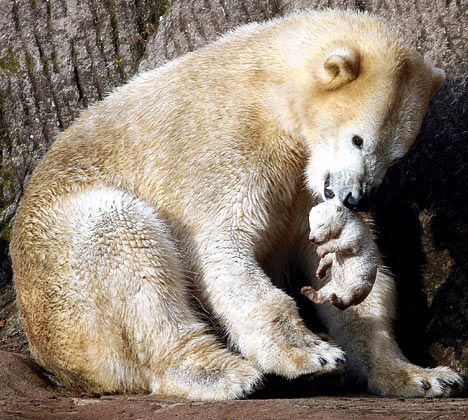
[309,234,317,243]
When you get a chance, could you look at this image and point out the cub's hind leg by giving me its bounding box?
[12,187,261,400]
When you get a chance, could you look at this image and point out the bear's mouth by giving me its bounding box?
[324,175,335,199]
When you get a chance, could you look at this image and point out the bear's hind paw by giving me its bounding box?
[368,363,464,397]
[155,353,262,401]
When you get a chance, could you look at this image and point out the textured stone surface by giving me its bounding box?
[0,0,168,234]
[0,0,467,390]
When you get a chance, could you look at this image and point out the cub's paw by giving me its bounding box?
[301,286,319,302]
[316,244,332,259]
[368,362,464,397]
[316,255,333,279]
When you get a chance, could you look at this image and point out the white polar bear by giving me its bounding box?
[301,200,379,310]
[10,9,463,400]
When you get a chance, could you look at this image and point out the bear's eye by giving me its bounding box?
[352,135,363,148]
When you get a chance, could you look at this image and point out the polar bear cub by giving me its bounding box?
[301,200,379,310]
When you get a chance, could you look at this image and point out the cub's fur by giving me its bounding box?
[302,200,379,310]
[10,9,462,399]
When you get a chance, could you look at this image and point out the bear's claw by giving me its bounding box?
[369,363,464,397]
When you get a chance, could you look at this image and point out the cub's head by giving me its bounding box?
[291,13,446,211]
[308,201,345,244]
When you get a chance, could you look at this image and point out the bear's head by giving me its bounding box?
[289,13,446,211]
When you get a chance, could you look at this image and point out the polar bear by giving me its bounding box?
[10,9,463,400]
[301,200,379,310]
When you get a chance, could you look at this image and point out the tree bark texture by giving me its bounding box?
[1,0,467,376]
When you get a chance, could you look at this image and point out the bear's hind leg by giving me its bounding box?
[315,268,464,397]
[294,203,463,397]
[18,187,261,400]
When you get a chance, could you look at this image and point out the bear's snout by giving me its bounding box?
[344,191,365,212]
[326,172,379,212]
[343,188,376,212]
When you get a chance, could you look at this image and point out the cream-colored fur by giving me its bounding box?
[302,200,379,310]
[10,9,462,399]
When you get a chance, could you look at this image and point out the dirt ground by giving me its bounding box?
[1,351,467,420]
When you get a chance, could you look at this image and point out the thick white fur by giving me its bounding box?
[10,9,462,399]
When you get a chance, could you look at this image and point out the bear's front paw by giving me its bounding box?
[368,362,464,397]
[248,329,347,379]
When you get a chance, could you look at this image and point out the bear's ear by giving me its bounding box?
[429,67,445,98]
[317,47,360,90]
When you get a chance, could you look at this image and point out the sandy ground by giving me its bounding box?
[1,350,467,420]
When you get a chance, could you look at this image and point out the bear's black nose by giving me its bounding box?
[343,191,370,212]
[324,175,335,199]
